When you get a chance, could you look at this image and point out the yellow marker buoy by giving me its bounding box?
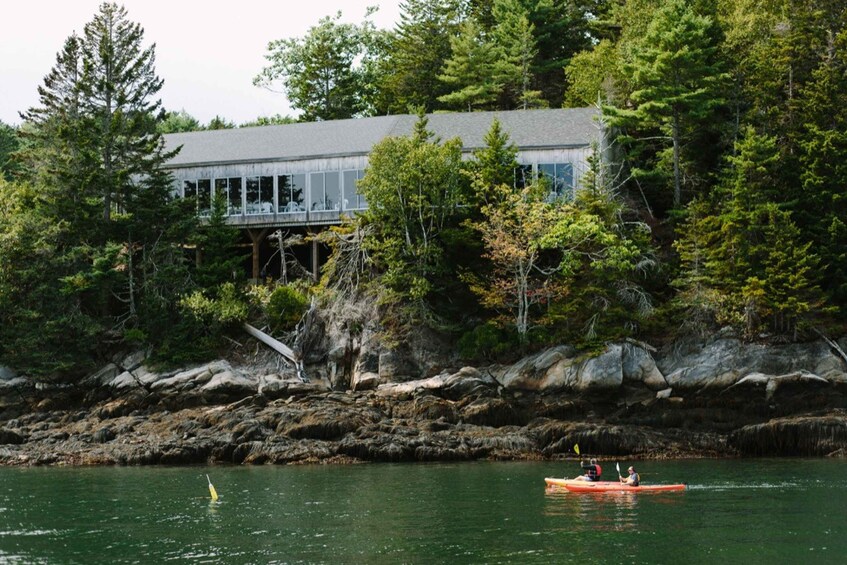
[206,474,219,501]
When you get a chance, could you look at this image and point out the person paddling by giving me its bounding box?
[620,465,640,486]
[574,458,603,481]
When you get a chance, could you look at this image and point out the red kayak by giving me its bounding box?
[544,477,686,492]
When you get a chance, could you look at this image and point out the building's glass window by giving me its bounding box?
[538,163,574,200]
[309,172,325,211]
[246,176,274,215]
[342,169,367,210]
[198,179,211,216]
[310,172,342,211]
[278,174,306,213]
[214,178,228,214]
[246,176,260,215]
[278,175,292,212]
[214,177,243,215]
[183,180,197,202]
[292,174,306,211]
[228,177,242,215]
[514,165,533,189]
[260,176,273,213]
[325,172,340,211]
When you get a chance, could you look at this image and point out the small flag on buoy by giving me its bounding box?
[206,474,218,501]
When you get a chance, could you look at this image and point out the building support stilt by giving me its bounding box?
[247,228,270,281]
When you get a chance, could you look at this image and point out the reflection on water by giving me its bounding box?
[544,487,640,531]
[0,460,845,563]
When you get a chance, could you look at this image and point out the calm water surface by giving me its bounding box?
[0,459,844,564]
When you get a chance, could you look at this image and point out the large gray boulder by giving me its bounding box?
[574,345,624,391]
[621,343,668,390]
[0,366,18,381]
[148,361,231,391]
[658,338,847,390]
[200,370,258,396]
[491,343,664,393]
[492,346,578,391]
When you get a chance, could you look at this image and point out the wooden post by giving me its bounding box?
[247,228,270,281]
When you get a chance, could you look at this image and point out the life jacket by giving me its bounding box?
[592,464,602,479]
[630,472,640,486]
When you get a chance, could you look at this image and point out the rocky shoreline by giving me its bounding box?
[2,335,846,466]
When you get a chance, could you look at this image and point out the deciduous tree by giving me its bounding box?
[255,11,376,121]
[358,113,467,322]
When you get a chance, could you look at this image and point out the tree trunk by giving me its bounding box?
[672,115,681,208]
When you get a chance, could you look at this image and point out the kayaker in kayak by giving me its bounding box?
[620,465,640,486]
[574,458,603,481]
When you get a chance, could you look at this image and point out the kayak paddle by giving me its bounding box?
[574,443,580,456]
[616,462,622,481]
[206,474,219,501]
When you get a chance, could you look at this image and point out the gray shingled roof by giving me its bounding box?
[163,107,600,168]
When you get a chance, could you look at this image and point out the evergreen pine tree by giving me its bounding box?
[437,18,502,111]
[794,19,847,311]
[492,0,545,109]
[193,193,244,291]
[610,0,727,209]
[78,3,175,223]
[380,0,464,112]
[14,3,194,373]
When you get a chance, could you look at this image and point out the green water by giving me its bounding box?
[0,459,844,564]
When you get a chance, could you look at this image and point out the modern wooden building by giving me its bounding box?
[162,107,603,279]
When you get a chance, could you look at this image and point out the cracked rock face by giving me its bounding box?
[1,336,846,466]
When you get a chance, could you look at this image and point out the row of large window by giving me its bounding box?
[516,162,575,199]
[181,170,367,217]
[179,162,573,218]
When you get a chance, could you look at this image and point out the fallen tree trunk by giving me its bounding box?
[243,323,308,381]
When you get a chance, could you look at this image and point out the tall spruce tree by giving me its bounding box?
[74,3,189,334]
[14,3,194,374]
[522,0,597,106]
[437,18,502,110]
[78,3,174,223]
[794,8,847,311]
[0,121,20,181]
[492,0,545,109]
[380,0,465,113]
[674,128,826,336]
[610,0,727,209]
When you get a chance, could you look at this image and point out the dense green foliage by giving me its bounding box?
[254,10,382,120]
[266,286,310,333]
[0,121,20,180]
[4,0,847,378]
[0,4,240,378]
[357,113,469,328]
